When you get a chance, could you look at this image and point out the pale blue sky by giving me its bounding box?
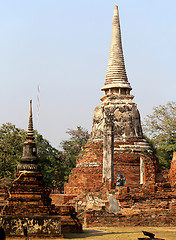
[0,0,176,148]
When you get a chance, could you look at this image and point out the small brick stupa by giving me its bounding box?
[64,6,158,194]
[0,100,82,237]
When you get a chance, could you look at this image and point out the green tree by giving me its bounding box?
[143,101,176,168]
[60,126,90,181]
[35,132,65,191]
[0,123,26,181]
[0,123,89,190]
[0,123,65,189]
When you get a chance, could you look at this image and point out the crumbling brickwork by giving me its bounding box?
[64,140,157,194]
[83,182,176,227]
[1,100,82,236]
[64,6,158,195]
[63,5,176,228]
[2,172,56,216]
[169,152,176,187]
[84,209,176,227]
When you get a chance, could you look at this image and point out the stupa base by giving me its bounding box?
[0,215,61,237]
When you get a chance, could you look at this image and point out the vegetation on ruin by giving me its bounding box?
[0,123,89,190]
[143,101,176,169]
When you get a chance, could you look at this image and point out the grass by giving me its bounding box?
[6,226,176,240]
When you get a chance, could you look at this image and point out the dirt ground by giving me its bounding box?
[6,226,176,240]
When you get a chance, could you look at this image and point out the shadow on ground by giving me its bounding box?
[63,229,140,239]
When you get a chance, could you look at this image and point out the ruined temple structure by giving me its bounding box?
[63,6,176,227]
[0,100,82,237]
[0,5,175,231]
[64,5,158,194]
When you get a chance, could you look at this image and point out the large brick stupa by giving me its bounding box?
[64,6,159,194]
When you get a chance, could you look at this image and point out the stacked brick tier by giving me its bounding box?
[2,172,55,215]
[64,140,158,194]
[2,172,82,233]
[1,100,82,235]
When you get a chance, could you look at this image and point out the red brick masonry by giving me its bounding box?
[1,172,82,233]
[65,140,157,194]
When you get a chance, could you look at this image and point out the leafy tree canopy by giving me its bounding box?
[143,101,176,169]
[60,126,90,181]
[0,123,26,181]
[0,123,89,190]
[35,131,64,190]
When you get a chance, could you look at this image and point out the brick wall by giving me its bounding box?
[84,209,176,227]
[83,182,176,227]
[64,141,157,194]
[1,172,82,234]
[51,194,77,205]
[169,152,176,187]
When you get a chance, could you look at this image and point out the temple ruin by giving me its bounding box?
[0,100,82,237]
[63,6,176,227]
[64,5,157,194]
[0,5,176,232]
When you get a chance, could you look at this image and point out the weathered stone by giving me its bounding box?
[65,5,155,196]
[103,107,114,184]
[0,215,61,237]
[102,5,131,90]
[109,194,120,214]
[63,5,176,229]
[92,99,144,142]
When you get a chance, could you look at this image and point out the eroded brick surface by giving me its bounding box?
[169,152,176,187]
[64,141,157,194]
[84,209,176,227]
